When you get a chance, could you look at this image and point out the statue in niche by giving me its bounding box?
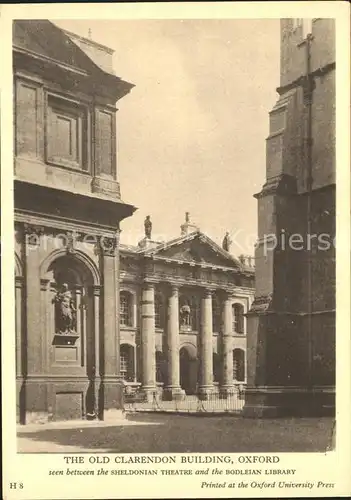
[54,283,77,334]
[180,303,191,327]
[144,215,152,239]
[222,231,232,252]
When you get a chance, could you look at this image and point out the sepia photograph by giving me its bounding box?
[12,16,337,454]
[1,3,350,498]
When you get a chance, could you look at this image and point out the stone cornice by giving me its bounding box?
[120,270,254,295]
[254,174,298,199]
[276,61,335,96]
[13,45,88,77]
[120,251,254,276]
[15,211,117,238]
[139,274,254,294]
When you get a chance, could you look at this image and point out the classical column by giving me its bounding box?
[164,285,184,401]
[15,276,24,423]
[93,285,101,417]
[75,286,82,337]
[141,282,156,401]
[220,294,235,398]
[199,289,214,399]
[15,277,24,378]
[100,233,124,419]
[23,224,48,423]
[24,224,44,375]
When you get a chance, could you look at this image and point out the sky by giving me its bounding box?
[55,19,280,255]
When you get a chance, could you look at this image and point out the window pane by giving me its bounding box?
[120,292,132,326]
[155,295,164,329]
[233,304,244,333]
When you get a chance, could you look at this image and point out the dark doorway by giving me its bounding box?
[180,345,197,395]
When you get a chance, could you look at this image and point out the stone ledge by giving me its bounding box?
[91,176,121,199]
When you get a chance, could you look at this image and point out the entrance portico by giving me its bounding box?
[119,227,254,401]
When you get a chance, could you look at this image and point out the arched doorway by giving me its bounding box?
[180,344,197,395]
[41,251,100,420]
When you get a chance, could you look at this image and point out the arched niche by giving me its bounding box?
[40,252,101,378]
[179,294,199,331]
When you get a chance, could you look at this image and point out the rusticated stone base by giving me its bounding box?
[25,411,50,425]
[243,386,335,418]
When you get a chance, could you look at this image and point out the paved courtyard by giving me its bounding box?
[17,414,334,453]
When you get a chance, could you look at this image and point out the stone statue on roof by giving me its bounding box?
[222,231,232,252]
[144,215,152,239]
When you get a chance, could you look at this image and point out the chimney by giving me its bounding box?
[63,29,115,75]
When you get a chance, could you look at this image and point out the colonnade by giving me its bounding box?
[140,283,237,401]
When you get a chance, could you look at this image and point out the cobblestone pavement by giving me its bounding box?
[17,414,334,453]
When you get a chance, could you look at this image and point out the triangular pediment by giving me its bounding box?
[145,232,241,269]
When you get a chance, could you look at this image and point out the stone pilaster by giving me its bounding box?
[23,224,50,423]
[164,285,184,401]
[141,282,156,401]
[220,294,235,398]
[100,233,124,420]
[198,289,214,399]
[15,276,24,423]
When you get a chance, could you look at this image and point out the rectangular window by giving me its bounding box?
[47,94,88,171]
[120,293,132,326]
[120,354,128,380]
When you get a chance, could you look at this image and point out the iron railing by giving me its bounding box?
[123,386,245,414]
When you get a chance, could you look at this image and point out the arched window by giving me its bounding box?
[232,303,244,334]
[155,293,165,329]
[233,349,245,382]
[120,344,134,381]
[212,296,221,333]
[156,351,166,384]
[120,291,133,327]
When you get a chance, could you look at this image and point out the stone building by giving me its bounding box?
[14,20,136,423]
[118,214,255,401]
[244,19,335,417]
